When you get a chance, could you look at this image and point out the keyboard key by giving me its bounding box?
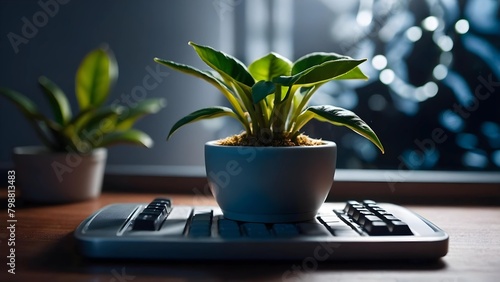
[160,207,192,236]
[189,226,211,237]
[364,220,391,235]
[152,198,171,207]
[362,200,377,205]
[343,201,364,216]
[242,223,271,238]
[348,205,363,216]
[388,220,413,235]
[192,210,213,221]
[218,219,241,238]
[343,200,360,213]
[218,219,239,229]
[383,215,399,221]
[150,198,172,212]
[133,213,162,231]
[352,209,371,221]
[189,210,213,237]
[339,200,415,236]
[147,203,169,212]
[272,224,299,237]
[142,207,166,216]
[131,198,173,231]
[363,215,383,223]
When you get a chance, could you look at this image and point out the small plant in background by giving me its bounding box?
[0,46,165,153]
[154,42,384,152]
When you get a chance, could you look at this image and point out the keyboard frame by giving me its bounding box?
[74,202,449,261]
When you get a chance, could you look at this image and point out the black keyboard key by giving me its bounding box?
[343,200,361,214]
[348,205,363,216]
[383,215,399,221]
[152,198,171,207]
[363,215,383,223]
[142,207,166,216]
[388,220,413,235]
[339,200,415,236]
[352,209,371,221]
[362,200,377,205]
[272,224,299,237]
[189,226,211,237]
[132,199,172,231]
[218,219,239,229]
[147,203,169,212]
[343,200,358,211]
[218,219,241,238]
[364,220,391,235]
[188,210,213,237]
[149,198,172,212]
[161,206,192,236]
[133,213,162,231]
[242,223,271,238]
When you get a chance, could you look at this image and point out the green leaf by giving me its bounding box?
[0,87,41,119]
[76,46,118,110]
[0,87,61,149]
[248,52,292,81]
[115,98,166,130]
[168,106,238,139]
[304,105,384,153]
[154,58,225,90]
[252,80,275,104]
[333,66,369,80]
[153,58,246,119]
[274,58,367,86]
[38,76,72,125]
[98,129,153,148]
[77,106,121,137]
[292,52,350,75]
[188,42,254,87]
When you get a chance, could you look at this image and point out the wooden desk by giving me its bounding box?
[1,192,499,281]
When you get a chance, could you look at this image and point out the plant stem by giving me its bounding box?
[289,84,322,130]
[270,85,286,138]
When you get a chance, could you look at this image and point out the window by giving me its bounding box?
[1,0,499,196]
[230,0,500,171]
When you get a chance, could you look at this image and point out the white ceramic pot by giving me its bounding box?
[12,146,107,203]
[205,141,337,223]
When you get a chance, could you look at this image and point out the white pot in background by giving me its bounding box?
[12,146,107,203]
[205,141,337,223]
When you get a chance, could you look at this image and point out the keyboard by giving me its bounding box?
[74,198,448,260]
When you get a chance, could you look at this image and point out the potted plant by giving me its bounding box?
[154,42,384,222]
[0,46,165,203]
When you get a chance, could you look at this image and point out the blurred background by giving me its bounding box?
[1,0,499,171]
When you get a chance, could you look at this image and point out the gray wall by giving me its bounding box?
[0,0,237,167]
